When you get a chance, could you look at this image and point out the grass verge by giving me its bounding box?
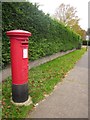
[2,48,86,118]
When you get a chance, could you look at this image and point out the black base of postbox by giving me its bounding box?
[12,82,28,103]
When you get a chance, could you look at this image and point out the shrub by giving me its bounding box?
[2,2,81,67]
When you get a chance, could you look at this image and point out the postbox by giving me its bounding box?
[6,30,31,104]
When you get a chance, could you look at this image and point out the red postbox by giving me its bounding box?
[6,30,31,104]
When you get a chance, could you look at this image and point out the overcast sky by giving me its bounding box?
[29,0,89,31]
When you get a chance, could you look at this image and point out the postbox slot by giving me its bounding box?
[22,43,28,45]
[21,41,28,45]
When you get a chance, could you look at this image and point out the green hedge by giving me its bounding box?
[82,40,90,46]
[2,2,81,67]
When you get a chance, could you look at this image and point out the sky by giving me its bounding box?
[29,0,89,31]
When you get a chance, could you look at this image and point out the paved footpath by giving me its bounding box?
[27,51,88,118]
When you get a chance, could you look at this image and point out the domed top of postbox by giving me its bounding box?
[6,30,31,37]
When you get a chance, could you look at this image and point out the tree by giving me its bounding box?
[54,3,80,28]
[71,22,86,40]
[54,3,86,39]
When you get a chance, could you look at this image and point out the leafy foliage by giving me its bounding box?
[54,3,80,27]
[83,40,90,46]
[54,3,86,39]
[2,2,81,67]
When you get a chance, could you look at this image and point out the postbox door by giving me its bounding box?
[22,42,28,84]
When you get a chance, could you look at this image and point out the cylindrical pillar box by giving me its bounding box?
[6,30,31,104]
